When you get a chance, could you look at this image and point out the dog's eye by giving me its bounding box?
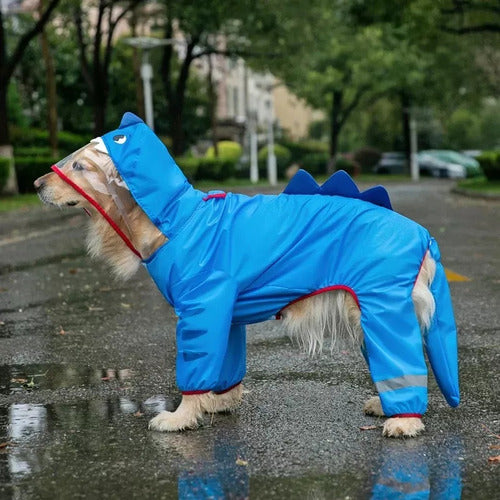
[72,161,85,171]
[113,135,127,145]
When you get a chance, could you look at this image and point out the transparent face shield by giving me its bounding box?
[51,138,143,259]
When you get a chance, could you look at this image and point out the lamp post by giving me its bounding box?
[123,37,175,131]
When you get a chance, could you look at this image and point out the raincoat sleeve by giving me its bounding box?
[360,290,428,416]
[173,270,246,393]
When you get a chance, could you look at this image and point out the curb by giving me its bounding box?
[451,186,500,201]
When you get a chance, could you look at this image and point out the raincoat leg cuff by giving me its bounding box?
[214,381,242,395]
[391,413,422,418]
[181,389,211,396]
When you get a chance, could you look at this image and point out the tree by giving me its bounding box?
[440,0,500,34]
[72,0,144,136]
[0,0,61,146]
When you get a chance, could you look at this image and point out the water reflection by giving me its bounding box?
[151,430,249,499]
[371,436,463,499]
[0,396,463,499]
[0,363,134,394]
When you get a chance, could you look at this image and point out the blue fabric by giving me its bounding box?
[101,113,460,415]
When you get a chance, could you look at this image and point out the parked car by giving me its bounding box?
[417,153,466,179]
[372,152,406,175]
[420,150,482,177]
[373,151,467,178]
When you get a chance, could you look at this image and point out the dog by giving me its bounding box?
[34,112,460,438]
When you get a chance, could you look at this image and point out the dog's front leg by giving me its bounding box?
[148,394,205,432]
[148,384,244,432]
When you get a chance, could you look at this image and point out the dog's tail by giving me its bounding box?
[424,238,460,407]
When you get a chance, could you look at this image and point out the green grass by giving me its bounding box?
[457,177,500,193]
[0,193,40,213]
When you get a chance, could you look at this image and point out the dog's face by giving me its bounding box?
[34,140,128,210]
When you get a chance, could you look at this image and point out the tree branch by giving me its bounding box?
[338,87,368,128]
[440,23,500,33]
[191,47,280,60]
[74,6,93,92]
[4,0,61,82]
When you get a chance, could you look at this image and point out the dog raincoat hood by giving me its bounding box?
[83,113,459,418]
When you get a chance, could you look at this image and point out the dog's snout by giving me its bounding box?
[34,177,45,191]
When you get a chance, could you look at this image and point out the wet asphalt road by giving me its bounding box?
[0,179,499,499]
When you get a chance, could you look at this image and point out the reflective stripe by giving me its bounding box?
[375,374,427,393]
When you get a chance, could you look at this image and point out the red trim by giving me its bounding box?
[51,165,142,259]
[277,285,360,319]
[203,193,227,201]
[182,389,210,396]
[391,413,422,419]
[215,381,241,395]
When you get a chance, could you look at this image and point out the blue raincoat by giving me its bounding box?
[100,113,460,417]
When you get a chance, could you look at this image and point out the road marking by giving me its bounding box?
[445,268,471,282]
[0,225,73,247]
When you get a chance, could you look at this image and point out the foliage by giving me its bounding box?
[300,153,329,175]
[353,147,382,174]
[335,156,360,176]
[10,127,89,156]
[280,139,328,163]
[14,156,54,193]
[175,157,237,181]
[0,157,10,191]
[205,141,243,162]
[258,144,292,177]
[477,151,500,181]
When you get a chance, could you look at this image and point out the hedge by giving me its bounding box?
[10,127,90,156]
[258,144,292,178]
[205,141,242,162]
[281,139,328,163]
[477,151,500,181]
[14,156,54,193]
[0,157,10,192]
[300,153,329,175]
[353,147,382,174]
[176,157,237,181]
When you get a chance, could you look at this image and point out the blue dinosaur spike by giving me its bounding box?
[283,169,393,210]
[359,186,393,210]
[320,170,359,197]
[283,169,319,195]
[119,112,144,129]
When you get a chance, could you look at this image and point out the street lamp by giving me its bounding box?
[123,37,175,131]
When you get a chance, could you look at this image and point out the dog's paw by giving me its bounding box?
[382,417,425,438]
[363,396,385,417]
[148,410,201,432]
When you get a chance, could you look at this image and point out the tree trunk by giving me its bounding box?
[39,0,58,157]
[0,81,9,146]
[170,42,196,156]
[93,88,107,136]
[327,90,343,175]
[207,53,218,156]
[401,90,411,171]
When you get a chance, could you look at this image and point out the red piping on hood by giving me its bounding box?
[51,165,143,259]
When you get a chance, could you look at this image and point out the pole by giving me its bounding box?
[250,119,258,183]
[410,115,419,182]
[141,50,154,130]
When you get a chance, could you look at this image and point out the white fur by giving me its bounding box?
[148,383,243,432]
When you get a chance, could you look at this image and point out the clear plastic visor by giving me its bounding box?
[53,139,137,233]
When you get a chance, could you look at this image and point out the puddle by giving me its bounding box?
[0,363,134,394]
[0,396,468,499]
